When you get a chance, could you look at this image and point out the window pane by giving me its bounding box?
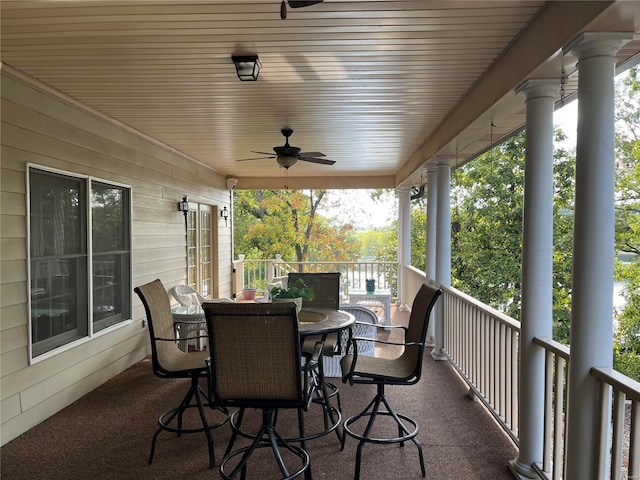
[92,182,131,333]
[31,258,89,355]
[30,170,85,257]
[29,169,88,356]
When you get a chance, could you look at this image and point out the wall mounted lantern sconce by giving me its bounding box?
[178,195,189,218]
[220,206,230,226]
[231,55,260,81]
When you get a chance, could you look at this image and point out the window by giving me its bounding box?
[29,167,131,358]
[186,203,214,297]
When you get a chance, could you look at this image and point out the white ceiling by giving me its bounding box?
[2,1,639,190]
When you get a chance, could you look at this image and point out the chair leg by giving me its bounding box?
[342,384,425,480]
[220,408,310,480]
[311,360,343,443]
[149,375,228,469]
[225,408,245,458]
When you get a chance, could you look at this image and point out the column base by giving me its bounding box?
[508,458,544,479]
[425,336,435,347]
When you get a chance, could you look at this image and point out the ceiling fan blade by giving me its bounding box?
[299,157,336,165]
[288,0,324,7]
[236,156,275,162]
[289,0,324,8]
[251,150,276,155]
[298,152,325,159]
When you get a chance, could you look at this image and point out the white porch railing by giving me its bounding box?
[233,257,640,478]
[233,255,398,300]
[532,337,570,480]
[441,285,520,443]
[438,285,640,480]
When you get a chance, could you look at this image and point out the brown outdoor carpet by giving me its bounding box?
[1,354,517,479]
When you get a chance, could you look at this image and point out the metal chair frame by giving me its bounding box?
[203,301,320,480]
[339,283,442,480]
[134,279,229,469]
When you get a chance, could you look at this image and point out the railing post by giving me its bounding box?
[398,185,412,311]
[235,254,245,298]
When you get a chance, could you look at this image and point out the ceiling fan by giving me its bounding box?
[280,0,324,19]
[236,128,336,169]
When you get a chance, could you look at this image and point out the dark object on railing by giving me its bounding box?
[340,283,443,480]
[365,279,375,293]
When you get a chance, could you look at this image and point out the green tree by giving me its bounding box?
[451,129,576,339]
[612,68,640,379]
[234,189,361,263]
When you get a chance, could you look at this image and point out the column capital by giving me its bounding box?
[515,79,559,100]
[563,32,632,61]
[397,184,412,193]
[424,164,438,174]
[435,155,454,166]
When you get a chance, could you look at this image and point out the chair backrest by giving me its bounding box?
[170,284,206,306]
[135,279,198,376]
[288,272,340,310]
[202,302,305,407]
[338,303,378,345]
[401,283,442,382]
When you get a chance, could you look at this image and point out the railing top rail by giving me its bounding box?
[591,366,640,402]
[441,284,521,331]
[533,336,570,360]
[239,258,397,266]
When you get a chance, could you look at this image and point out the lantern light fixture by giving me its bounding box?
[221,206,230,226]
[231,55,260,81]
[178,195,189,218]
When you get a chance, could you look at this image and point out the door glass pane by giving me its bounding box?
[200,210,212,297]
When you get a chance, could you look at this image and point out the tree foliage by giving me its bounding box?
[450,129,576,337]
[612,68,640,379]
[233,189,361,262]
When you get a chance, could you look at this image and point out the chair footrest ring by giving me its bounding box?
[220,439,310,480]
[343,411,419,445]
[229,406,341,443]
[158,404,228,435]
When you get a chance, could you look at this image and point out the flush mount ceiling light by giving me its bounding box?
[231,55,260,81]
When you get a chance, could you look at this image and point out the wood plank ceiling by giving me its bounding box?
[2,1,639,189]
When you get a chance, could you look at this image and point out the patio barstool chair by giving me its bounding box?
[340,283,442,480]
[134,279,229,469]
[288,272,343,437]
[203,301,319,480]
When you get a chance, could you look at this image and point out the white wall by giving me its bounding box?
[0,66,232,444]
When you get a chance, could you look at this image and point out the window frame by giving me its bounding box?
[27,164,133,363]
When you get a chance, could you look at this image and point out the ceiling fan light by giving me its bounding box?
[231,55,260,81]
[277,156,298,168]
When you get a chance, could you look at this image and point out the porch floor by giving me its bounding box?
[0,305,518,480]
